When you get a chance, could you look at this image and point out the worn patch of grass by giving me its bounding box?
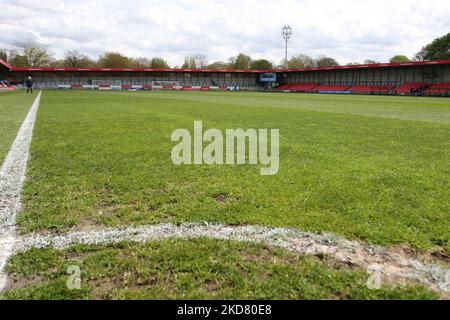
[16,91,450,252]
[2,239,438,300]
[0,91,36,164]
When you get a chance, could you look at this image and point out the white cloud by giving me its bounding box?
[0,0,449,66]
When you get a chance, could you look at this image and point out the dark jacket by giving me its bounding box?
[26,79,33,87]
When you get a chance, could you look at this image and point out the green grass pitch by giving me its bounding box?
[1,90,449,299]
[0,91,36,164]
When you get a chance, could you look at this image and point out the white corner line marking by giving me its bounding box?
[0,91,42,292]
[10,223,450,293]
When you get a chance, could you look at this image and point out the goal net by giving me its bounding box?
[151,81,181,90]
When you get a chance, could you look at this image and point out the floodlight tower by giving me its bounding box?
[281,25,292,68]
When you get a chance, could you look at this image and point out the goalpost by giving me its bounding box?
[151,81,181,90]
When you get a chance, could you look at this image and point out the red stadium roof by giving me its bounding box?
[12,67,269,73]
[276,59,450,73]
[7,59,450,73]
[0,58,13,71]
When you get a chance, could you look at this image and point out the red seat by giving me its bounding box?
[276,83,319,91]
[395,83,427,94]
[423,83,450,95]
[430,83,450,90]
[349,85,394,94]
[288,83,319,91]
[276,84,292,91]
[314,85,351,91]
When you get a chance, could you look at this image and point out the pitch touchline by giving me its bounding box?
[0,91,42,292]
[9,223,450,294]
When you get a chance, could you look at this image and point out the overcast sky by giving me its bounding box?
[0,0,449,66]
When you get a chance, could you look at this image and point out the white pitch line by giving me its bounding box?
[10,223,450,294]
[0,91,42,292]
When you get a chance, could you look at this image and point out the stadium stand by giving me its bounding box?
[423,83,450,96]
[348,85,395,94]
[277,81,450,96]
[276,84,292,91]
[0,58,13,71]
[313,85,352,92]
[276,83,319,92]
[395,83,428,95]
[0,80,14,91]
[3,59,450,96]
[276,84,354,93]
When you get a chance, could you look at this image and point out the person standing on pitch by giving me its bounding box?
[26,76,34,94]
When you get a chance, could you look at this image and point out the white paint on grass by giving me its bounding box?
[0,91,41,292]
[11,223,450,293]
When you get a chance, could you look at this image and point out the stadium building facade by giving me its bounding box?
[1,58,450,96]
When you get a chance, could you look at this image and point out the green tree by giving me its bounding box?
[250,59,273,70]
[207,61,230,70]
[9,41,54,67]
[9,55,27,67]
[130,57,152,68]
[98,52,131,68]
[364,59,379,64]
[150,57,170,68]
[64,50,96,68]
[49,59,65,68]
[182,56,196,69]
[415,33,450,61]
[231,53,252,70]
[287,54,315,68]
[182,55,208,69]
[316,55,339,67]
[389,55,411,63]
[0,50,7,62]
